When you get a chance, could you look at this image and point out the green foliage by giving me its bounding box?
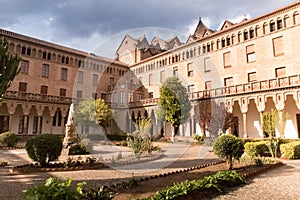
[126,132,145,159]
[75,99,113,134]
[69,144,90,155]
[81,186,116,200]
[213,135,244,169]
[156,76,191,128]
[25,134,62,166]
[139,170,246,200]
[23,177,85,200]
[75,99,98,132]
[95,99,113,134]
[193,134,204,144]
[266,138,280,158]
[127,118,153,158]
[280,141,300,159]
[0,132,18,147]
[0,37,20,101]
[244,141,269,157]
[263,109,279,137]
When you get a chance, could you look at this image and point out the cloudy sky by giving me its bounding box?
[0,0,296,57]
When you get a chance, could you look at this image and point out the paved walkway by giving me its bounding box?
[215,159,300,200]
[1,143,300,200]
[0,142,218,200]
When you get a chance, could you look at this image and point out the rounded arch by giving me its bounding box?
[293,11,299,25]
[9,42,15,52]
[284,14,290,27]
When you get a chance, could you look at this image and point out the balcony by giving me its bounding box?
[189,74,300,100]
[4,91,72,104]
[129,74,300,108]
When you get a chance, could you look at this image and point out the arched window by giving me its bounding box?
[270,20,276,32]
[277,18,283,30]
[9,42,15,52]
[255,25,260,37]
[263,22,268,34]
[243,30,248,41]
[231,34,235,45]
[284,15,289,28]
[293,11,299,25]
[249,28,255,39]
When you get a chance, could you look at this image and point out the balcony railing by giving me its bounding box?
[4,91,72,104]
[189,74,300,100]
[129,74,300,108]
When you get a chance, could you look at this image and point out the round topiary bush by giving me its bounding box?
[25,134,63,166]
[0,132,18,147]
[213,134,244,169]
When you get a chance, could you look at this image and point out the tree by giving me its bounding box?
[198,101,234,137]
[75,99,113,135]
[156,77,191,142]
[0,37,20,101]
[94,99,113,134]
[75,99,98,134]
[213,134,244,170]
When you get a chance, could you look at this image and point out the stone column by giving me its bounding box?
[61,106,69,135]
[242,113,247,138]
[36,104,44,134]
[7,102,17,132]
[256,96,266,138]
[275,94,285,137]
[22,103,32,134]
[49,106,57,134]
[240,98,248,138]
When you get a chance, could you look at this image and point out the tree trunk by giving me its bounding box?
[171,126,175,143]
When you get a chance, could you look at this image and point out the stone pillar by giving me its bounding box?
[49,106,57,134]
[61,106,69,135]
[242,112,247,138]
[240,97,248,138]
[36,104,44,134]
[275,94,285,137]
[256,96,266,138]
[7,102,17,132]
[22,103,32,134]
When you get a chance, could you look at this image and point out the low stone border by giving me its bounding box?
[0,161,8,167]
[241,161,284,179]
[9,152,163,174]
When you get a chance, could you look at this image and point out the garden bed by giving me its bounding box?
[113,160,283,200]
[9,152,163,174]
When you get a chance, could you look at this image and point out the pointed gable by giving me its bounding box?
[193,18,208,38]
[220,20,234,31]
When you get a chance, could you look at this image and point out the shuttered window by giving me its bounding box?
[223,52,231,68]
[273,36,284,56]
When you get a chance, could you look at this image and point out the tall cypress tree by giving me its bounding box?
[0,37,20,101]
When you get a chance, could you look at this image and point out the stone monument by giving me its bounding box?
[63,103,77,147]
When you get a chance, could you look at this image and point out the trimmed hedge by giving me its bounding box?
[280,141,300,159]
[0,132,18,147]
[244,141,269,157]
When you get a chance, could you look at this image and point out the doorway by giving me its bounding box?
[296,114,300,138]
[0,116,10,133]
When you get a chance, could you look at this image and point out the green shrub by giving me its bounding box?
[193,134,204,144]
[140,170,246,200]
[0,132,18,147]
[244,141,269,157]
[23,177,84,200]
[213,135,244,169]
[25,134,62,166]
[280,141,300,159]
[69,144,90,155]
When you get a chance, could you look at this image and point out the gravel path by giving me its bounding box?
[1,143,300,200]
[215,160,300,200]
[0,143,218,200]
